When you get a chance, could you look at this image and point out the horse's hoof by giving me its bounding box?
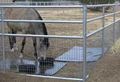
[14,47,18,51]
[39,57,54,66]
[10,48,15,52]
[10,47,18,52]
[19,53,23,59]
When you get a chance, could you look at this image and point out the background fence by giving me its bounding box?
[0,2,120,82]
[0,1,80,5]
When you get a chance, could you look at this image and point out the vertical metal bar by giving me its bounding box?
[1,8,6,72]
[119,21,120,37]
[119,20,120,37]
[82,5,87,82]
[102,7,105,56]
[113,5,116,43]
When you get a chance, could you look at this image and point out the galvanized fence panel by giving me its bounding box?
[0,2,120,82]
[0,5,85,82]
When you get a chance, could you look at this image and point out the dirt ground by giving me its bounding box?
[0,49,120,82]
[0,7,120,82]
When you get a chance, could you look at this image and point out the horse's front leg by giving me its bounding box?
[32,37,37,59]
[19,37,26,59]
[9,36,14,51]
[9,31,17,52]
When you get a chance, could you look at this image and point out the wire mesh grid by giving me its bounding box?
[0,1,120,82]
[0,5,85,81]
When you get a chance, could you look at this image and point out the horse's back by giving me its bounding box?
[6,8,43,34]
[6,8,39,20]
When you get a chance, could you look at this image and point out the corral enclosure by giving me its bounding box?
[0,1,120,82]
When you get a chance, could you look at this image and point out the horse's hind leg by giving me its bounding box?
[32,37,37,59]
[19,37,26,59]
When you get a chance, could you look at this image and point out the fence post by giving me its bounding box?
[1,8,6,72]
[119,21,120,37]
[82,5,87,82]
[102,7,105,56]
[113,5,116,43]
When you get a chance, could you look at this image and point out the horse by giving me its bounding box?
[5,0,49,60]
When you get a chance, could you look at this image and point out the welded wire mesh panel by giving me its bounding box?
[86,31,103,74]
[103,24,114,49]
[115,21,120,41]
[1,36,84,78]
[1,6,83,75]
[1,2,120,82]
[1,6,85,80]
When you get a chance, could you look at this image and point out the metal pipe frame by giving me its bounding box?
[0,2,120,6]
[0,8,6,72]
[0,9,119,25]
[82,5,87,82]
[0,3,120,82]
[0,19,83,24]
[20,74,84,81]
[0,3,119,8]
[0,5,83,8]
[87,3,120,8]
[0,1,80,5]
[113,5,116,43]
[87,11,120,23]
[0,33,83,39]
[102,7,105,56]
[87,19,120,37]
[0,10,119,24]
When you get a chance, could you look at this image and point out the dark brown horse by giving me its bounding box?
[5,0,49,60]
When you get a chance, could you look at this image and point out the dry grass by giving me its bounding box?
[38,8,120,36]
[110,39,120,55]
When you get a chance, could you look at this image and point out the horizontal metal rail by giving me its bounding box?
[0,11,119,24]
[0,3,119,8]
[0,19,83,24]
[21,74,83,81]
[87,19,120,37]
[87,11,120,22]
[0,33,83,39]
[0,4,119,25]
[0,5,83,8]
[87,3,120,8]
[0,1,80,5]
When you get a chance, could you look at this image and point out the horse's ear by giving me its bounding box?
[13,0,16,2]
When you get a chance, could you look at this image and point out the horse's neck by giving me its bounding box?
[2,2,15,15]
[5,8,13,13]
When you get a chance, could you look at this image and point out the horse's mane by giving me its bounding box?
[34,9,48,35]
[34,9,49,47]
[12,0,16,2]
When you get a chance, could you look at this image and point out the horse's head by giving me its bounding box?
[36,37,50,60]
